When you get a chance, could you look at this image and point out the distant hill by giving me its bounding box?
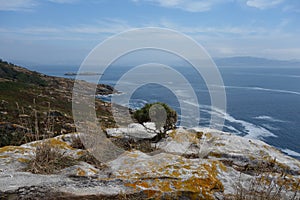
[214,56,300,67]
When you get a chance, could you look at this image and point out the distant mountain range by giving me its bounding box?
[4,56,300,68]
[214,56,300,67]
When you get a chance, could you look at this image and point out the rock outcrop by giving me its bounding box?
[106,123,157,140]
[0,128,299,199]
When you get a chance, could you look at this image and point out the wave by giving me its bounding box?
[101,92,278,141]
[182,102,277,140]
[261,124,280,131]
[253,115,286,123]
[281,148,300,158]
[233,72,300,79]
[224,85,300,96]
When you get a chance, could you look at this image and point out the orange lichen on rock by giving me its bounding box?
[77,168,86,176]
[48,138,73,150]
[205,133,212,140]
[123,158,224,200]
[0,146,29,154]
[17,158,30,163]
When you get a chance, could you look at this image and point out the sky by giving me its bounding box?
[0,0,299,66]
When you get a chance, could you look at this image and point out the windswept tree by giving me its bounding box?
[133,102,177,141]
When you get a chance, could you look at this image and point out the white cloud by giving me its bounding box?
[133,0,287,11]
[0,18,132,37]
[47,0,79,4]
[246,0,284,9]
[0,0,80,11]
[132,0,231,12]
[0,0,36,11]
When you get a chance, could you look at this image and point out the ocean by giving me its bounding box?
[29,65,300,159]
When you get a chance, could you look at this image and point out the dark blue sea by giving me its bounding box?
[29,64,300,159]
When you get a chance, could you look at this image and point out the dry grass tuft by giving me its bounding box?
[70,134,85,149]
[225,160,300,200]
[110,138,155,153]
[25,142,77,174]
[77,151,107,170]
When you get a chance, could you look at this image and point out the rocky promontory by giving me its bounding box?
[0,60,299,199]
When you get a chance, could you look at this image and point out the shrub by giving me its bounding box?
[133,102,177,140]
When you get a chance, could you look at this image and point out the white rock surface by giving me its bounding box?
[0,129,299,199]
[106,123,157,140]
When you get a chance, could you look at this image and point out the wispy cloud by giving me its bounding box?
[246,0,284,9]
[47,0,79,4]
[132,0,287,11]
[132,0,231,12]
[0,0,37,11]
[0,0,80,11]
[0,18,132,40]
[155,19,269,36]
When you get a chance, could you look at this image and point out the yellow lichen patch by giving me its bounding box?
[208,152,222,158]
[89,168,98,174]
[262,144,279,152]
[0,155,9,159]
[205,133,212,140]
[259,150,268,157]
[17,158,30,163]
[128,152,139,158]
[172,177,222,200]
[249,155,256,161]
[168,130,177,138]
[48,138,73,150]
[218,161,227,172]
[171,131,201,144]
[76,151,84,156]
[0,146,29,154]
[214,143,225,147]
[143,190,158,199]
[124,160,224,200]
[77,168,86,176]
[156,179,173,192]
[171,169,180,177]
[275,161,290,171]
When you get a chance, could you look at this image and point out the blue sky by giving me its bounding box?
[0,0,299,66]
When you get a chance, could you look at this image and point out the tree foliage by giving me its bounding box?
[133,102,177,139]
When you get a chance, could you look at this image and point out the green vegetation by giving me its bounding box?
[133,102,177,140]
[0,59,115,147]
[0,60,47,86]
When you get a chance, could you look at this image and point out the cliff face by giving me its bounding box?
[0,127,299,199]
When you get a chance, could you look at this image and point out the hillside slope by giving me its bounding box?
[0,60,115,147]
